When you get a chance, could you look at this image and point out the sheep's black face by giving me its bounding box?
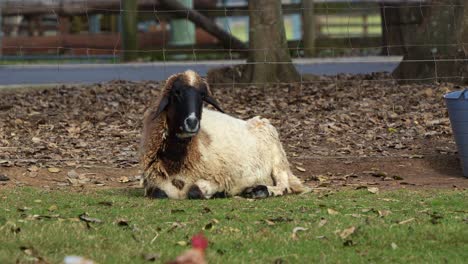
[154,71,224,140]
[167,81,204,139]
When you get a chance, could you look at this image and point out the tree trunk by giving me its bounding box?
[244,0,300,83]
[121,0,138,62]
[380,3,406,56]
[302,0,316,57]
[392,0,468,83]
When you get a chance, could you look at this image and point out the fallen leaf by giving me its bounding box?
[67,178,80,186]
[67,170,79,179]
[398,218,415,225]
[142,253,160,262]
[317,175,329,183]
[268,217,293,223]
[378,210,391,217]
[201,207,212,214]
[116,218,129,227]
[97,201,113,206]
[48,167,61,173]
[0,174,10,181]
[17,207,32,212]
[0,160,13,167]
[48,205,58,212]
[327,208,339,215]
[27,166,39,172]
[273,258,286,264]
[79,213,102,224]
[367,187,379,194]
[295,166,306,172]
[391,242,398,250]
[349,213,363,218]
[339,226,356,239]
[176,241,187,246]
[291,226,308,240]
[168,222,186,232]
[64,256,95,264]
[118,176,130,183]
[203,222,214,230]
[318,218,327,227]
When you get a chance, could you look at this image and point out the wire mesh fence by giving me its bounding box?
[1,0,462,86]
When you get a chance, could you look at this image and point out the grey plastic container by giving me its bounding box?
[444,89,468,177]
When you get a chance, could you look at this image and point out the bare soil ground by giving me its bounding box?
[1,74,467,191]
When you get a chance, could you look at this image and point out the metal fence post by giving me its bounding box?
[169,0,195,54]
[89,14,101,34]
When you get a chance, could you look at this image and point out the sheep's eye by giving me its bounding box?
[200,91,206,98]
[173,89,182,97]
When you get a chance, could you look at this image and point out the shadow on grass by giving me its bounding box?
[111,188,145,198]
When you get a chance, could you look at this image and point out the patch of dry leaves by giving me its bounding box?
[0,74,457,169]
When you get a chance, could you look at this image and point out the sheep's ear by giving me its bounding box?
[203,96,224,113]
[152,95,169,120]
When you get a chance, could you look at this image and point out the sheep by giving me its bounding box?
[140,70,309,199]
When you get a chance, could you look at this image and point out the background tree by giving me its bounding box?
[242,0,300,83]
[386,0,468,83]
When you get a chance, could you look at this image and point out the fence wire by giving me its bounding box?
[0,0,464,85]
[1,1,464,167]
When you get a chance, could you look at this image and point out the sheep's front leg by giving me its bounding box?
[145,186,169,199]
[241,185,288,199]
[187,179,224,199]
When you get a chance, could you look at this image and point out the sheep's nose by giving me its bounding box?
[184,115,199,132]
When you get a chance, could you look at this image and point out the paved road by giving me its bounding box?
[0,57,401,86]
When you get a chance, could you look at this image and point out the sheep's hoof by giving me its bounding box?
[146,187,168,199]
[241,185,269,199]
[187,185,205,199]
[211,191,227,199]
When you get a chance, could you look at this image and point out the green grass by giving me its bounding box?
[1,188,467,263]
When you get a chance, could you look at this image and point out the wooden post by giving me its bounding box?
[302,0,316,57]
[121,0,138,62]
[0,8,2,56]
[58,16,70,35]
[89,14,101,34]
[363,13,368,38]
[34,16,44,36]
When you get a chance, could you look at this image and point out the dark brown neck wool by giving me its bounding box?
[158,136,196,175]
